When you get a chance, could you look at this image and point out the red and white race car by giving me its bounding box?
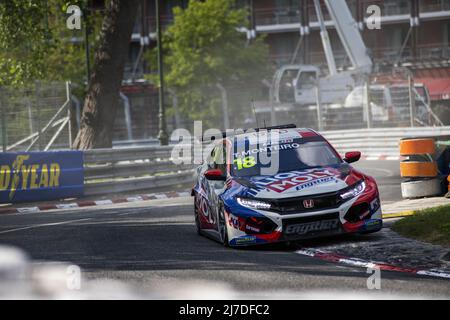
[192,125,382,247]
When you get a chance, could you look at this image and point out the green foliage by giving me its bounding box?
[146,0,270,128]
[392,204,450,246]
[0,0,101,89]
[0,0,49,86]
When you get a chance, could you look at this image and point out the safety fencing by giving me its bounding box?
[0,145,195,204]
[83,146,194,196]
[0,82,75,152]
[321,126,450,157]
[2,79,447,154]
[0,81,182,153]
[2,126,450,204]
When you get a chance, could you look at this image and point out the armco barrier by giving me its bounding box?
[321,126,450,156]
[82,127,450,197]
[3,127,450,201]
[82,146,195,196]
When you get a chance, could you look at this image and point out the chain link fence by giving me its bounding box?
[1,77,445,152]
[0,82,182,151]
[252,75,444,131]
[0,82,74,152]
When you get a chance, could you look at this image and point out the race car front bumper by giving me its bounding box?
[225,182,382,247]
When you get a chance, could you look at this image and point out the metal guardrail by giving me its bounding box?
[80,127,450,196]
[83,146,195,196]
[321,126,450,156]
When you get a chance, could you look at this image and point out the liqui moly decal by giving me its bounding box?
[250,169,340,194]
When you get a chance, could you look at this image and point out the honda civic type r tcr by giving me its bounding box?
[192,125,382,247]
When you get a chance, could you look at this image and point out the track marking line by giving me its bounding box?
[382,211,415,219]
[17,207,40,214]
[126,196,144,202]
[0,218,92,235]
[94,200,113,205]
[296,248,450,280]
[0,192,192,215]
[417,270,450,279]
[55,203,79,209]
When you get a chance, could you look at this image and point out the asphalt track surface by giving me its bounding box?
[353,160,402,203]
[0,160,449,298]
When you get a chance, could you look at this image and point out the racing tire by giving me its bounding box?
[218,203,229,247]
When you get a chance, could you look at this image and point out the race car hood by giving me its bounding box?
[234,164,364,199]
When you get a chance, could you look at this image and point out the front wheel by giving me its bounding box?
[218,203,229,247]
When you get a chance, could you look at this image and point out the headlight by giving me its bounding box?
[237,197,272,210]
[340,181,366,200]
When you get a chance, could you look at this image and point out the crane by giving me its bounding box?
[272,0,373,106]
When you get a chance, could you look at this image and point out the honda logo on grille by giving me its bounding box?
[303,199,314,209]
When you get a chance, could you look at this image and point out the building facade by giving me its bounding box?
[128,0,450,71]
[247,0,449,68]
[119,0,450,138]
[127,1,450,95]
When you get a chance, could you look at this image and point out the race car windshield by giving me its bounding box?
[231,139,341,177]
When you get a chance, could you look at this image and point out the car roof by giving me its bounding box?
[225,128,321,146]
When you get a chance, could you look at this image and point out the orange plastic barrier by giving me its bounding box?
[399,137,443,199]
[399,138,436,156]
[400,162,438,178]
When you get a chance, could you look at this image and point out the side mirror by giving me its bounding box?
[344,151,361,164]
[204,169,226,181]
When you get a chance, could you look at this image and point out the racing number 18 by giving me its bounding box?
[233,156,256,170]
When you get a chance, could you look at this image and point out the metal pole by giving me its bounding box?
[365,79,372,129]
[216,83,230,130]
[36,82,43,151]
[248,0,256,42]
[156,0,168,145]
[301,0,310,64]
[84,5,91,84]
[409,75,416,127]
[66,82,73,149]
[269,85,277,126]
[27,99,34,135]
[315,85,323,131]
[265,77,277,126]
[167,88,181,129]
[313,0,337,76]
[0,89,6,152]
[119,92,133,140]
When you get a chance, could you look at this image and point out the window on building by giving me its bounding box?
[274,0,299,24]
[383,0,411,15]
[275,0,296,10]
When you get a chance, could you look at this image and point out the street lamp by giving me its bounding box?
[84,9,91,82]
[83,0,91,83]
[156,0,168,145]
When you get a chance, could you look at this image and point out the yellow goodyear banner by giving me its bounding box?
[0,151,84,203]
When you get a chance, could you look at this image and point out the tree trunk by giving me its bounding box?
[73,0,139,150]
